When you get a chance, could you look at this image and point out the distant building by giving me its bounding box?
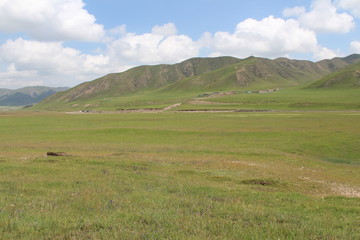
[258,88,280,94]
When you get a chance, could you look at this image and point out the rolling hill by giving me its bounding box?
[161,56,349,92]
[35,54,360,110]
[42,57,242,103]
[307,61,360,89]
[0,86,68,106]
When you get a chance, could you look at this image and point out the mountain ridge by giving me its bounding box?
[308,60,360,88]
[42,56,242,104]
[0,86,68,106]
[36,54,360,110]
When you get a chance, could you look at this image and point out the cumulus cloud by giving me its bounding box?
[203,16,320,59]
[0,14,343,88]
[0,38,108,74]
[313,46,338,60]
[152,23,178,37]
[0,64,41,89]
[107,23,199,65]
[335,0,360,17]
[284,0,355,33]
[0,22,200,88]
[350,41,360,53]
[0,0,104,41]
[0,38,118,87]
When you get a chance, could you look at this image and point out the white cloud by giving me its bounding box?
[313,46,338,60]
[204,16,319,59]
[107,23,199,65]
[283,6,306,17]
[0,64,41,89]
[0,22,200,88]
[0,0,104,41]
[335,0,360,17]
[350,41,360,53]
[107,25,127,38]
[0,38,118,87]
[0,15,344,89]
[152,23,178,37]
[284,0,355,33]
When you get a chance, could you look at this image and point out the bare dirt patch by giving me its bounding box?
[241,179,279,186]
[330,183,360,198]
[299,176,360,198]
[163,103,182,111]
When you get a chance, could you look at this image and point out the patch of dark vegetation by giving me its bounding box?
[240,179,279,186]
[22,105,33,108]
[324,157,355,165]
[47,152,68,156]
[77,223,112,232]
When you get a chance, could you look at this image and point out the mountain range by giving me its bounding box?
[36,54,360,110]
[0,86,68,106]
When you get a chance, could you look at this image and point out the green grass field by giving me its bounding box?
[34,86,360,112]
[202,88,360,111]
[0,110,359,239]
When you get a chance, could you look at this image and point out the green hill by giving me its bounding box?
[35,54,360,111]
[42,57,241,104]
[307,61,360,89]
[162,57,342,92]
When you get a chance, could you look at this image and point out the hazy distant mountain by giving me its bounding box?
[0,86,68,106]
[0,88,12,96]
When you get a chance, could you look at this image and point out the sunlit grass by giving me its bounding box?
[0,111,359,239]
[34,86,360,112]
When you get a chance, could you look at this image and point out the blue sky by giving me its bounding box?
[0,0,359,88]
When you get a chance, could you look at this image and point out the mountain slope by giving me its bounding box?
[0,86,68,106]
[307,61,360,88]
[0,89,12,97]
[42,57,241,104]
[36,54,360,110]
[161,56,349,92]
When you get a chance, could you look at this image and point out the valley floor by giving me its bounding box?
[0,111,359,239]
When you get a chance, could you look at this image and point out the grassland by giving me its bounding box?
[187,88,360,111]
[33,86,360,113]
[0,110,359,239]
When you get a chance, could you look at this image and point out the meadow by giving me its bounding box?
[0,110,359,239]
[34,87,360,112]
